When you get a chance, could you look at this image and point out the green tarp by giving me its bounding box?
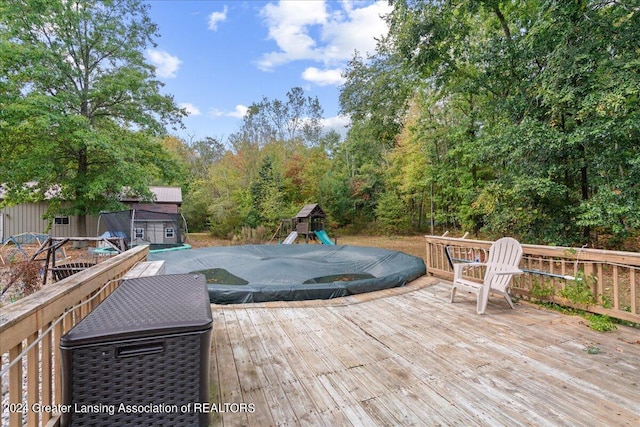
[149,244,426,304]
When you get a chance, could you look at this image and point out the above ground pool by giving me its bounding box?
[148,244,426,304]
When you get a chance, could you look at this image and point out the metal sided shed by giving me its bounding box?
[99,209,186,248]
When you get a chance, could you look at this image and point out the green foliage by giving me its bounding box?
[208,188,256,239]
[229,87,323,148]
[181,179,212,232]
[320,168,359,228]
[584,344,601,354]
[250,155,284,226]
[530,279,555,301]
[185,87,340,237]
[536,303,620,333]
[0,0,185,235]
[340,50,416,151]
[8,1,639,245]
[350,0,640,244]
[586,315,617,332]
[599,292,613,310]
[375,190,411,233]
[559,271,596,306]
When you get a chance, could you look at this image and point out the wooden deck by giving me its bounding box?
[208,277,640,427]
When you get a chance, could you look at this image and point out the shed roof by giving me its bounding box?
[0,184,182,204]
[120,186,182,204]
[295,203,325,219]
[149,186,182,204]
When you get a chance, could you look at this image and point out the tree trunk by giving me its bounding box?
[75,145,89,241]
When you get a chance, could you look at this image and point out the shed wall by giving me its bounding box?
[0,202,99,240]
[128,202,178,214]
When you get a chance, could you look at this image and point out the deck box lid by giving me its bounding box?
[60,274,212,347]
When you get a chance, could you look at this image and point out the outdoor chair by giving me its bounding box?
[450,237,523,314]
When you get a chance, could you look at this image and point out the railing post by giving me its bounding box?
[425,238,432,276]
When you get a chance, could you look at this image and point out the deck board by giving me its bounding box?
[208,277,640,426]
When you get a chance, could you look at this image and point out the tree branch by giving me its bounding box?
[493,4,511,42]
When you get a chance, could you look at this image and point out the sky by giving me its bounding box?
[144,0,393,143]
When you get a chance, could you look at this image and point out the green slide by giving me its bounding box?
[314,230,334,245]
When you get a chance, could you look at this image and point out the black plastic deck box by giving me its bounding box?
[59,274,212,427]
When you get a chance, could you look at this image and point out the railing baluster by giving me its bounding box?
[9,344,23,427]
[27,332,39,427]
[42,323,53,426]
[54,319,65,409]
[631,268,637,315]
[597,264,604,304]
[612,265,619,311]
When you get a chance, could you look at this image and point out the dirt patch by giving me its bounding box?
[334,235,426,259]
[185,234,235,249]
[185,233,427,260]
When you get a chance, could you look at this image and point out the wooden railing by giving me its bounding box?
[425,235,640,324]
[0,245,149,427]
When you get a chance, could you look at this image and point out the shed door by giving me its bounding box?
[0,213,3,241]
[150,222,164,244]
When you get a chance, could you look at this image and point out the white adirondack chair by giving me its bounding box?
[450,237,523,314]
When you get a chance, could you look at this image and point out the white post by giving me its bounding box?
[130,209,136,246]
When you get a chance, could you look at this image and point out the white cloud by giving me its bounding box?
[258,1,327,70]
[257,1,391,74]
[146,49,181,78]
[302,67,345,86]
[321,1,391,63]
[179,103,201,116]
[228,105,248,118]
[209,108,224,118]
[209,105,248,119]
[208,6,228,31]
[322,114,351,137]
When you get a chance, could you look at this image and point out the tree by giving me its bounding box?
[229,87,324,149]
[200,88,332,237]
[188,136,226,181]
[378,98,430,233]
[250,155,285,226]
[378,0,640,244]
[337,24,421,230]
[529,0,640,242]
[0,0,185,236]
[340,49,415,151]
[324,122,384,229]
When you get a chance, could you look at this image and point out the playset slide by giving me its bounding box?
[314,230,334,245]
[282,231,298,244]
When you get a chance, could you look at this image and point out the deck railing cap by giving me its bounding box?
[0,245,149,331]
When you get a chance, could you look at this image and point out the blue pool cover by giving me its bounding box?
[148,244,426,304]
